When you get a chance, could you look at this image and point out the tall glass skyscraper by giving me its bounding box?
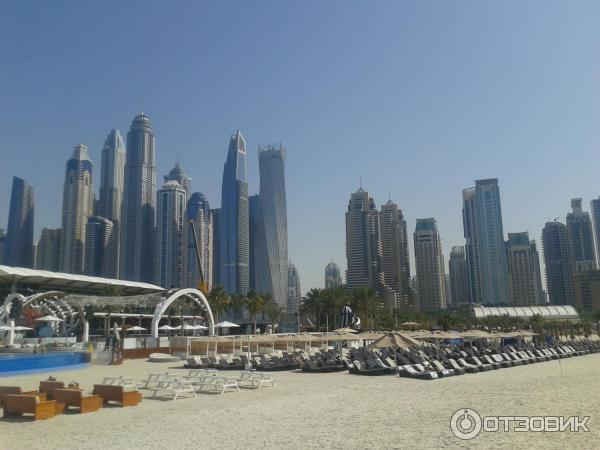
[84,216,114,277]
[413,218,446,311]
[256,144,288,309]
[121,113,156,283]
[156,180,186,288]
[219,130,249,295]
[164,162,192,201]
[590,197,600,264]
[506,232,545,305]
[4,176,34,268]
[325,261,342,289]
[185,192,213,291]
[60,145,94,274]
[98,129,125,278]
[288,263,301,314]
[542,221,575,305]
[462,179,509,305]
[449,245,470,307]
[36,228,61,272]
[566,198,596,273]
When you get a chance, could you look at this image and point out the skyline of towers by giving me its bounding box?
[156,180,186,288]
[542,221,575,305]
[84,216,114,277]
[4,176,34,268]
[506,232,545,306]
[60,144,94,274]
[219,130,249,296]
[345,188,383,293]
[185,192,213,291]
[121,113,156,283]
[379,199,411,309]
[413,218,446,311]
[462,178,509,305]
[566,198,596,273]
[325,261,342,289]
[98,129,125,278]
[448,245,470,307]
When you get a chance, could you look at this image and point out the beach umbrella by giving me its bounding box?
[369,332,420,366]
[158,324,176,330]
[35,315,64,322]
[127,326,147,332]
[333,327,357,334]
[215,321,240,328]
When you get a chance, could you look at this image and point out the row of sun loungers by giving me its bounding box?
[345,339,600,379]
[296,350,346,372]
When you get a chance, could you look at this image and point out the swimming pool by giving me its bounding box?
[0,352,90,375]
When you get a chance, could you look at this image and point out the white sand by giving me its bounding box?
[0,354,599,449]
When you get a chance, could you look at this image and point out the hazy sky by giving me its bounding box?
[1,1,599,292]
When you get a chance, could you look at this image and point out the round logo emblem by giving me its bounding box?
[450,408,482,440]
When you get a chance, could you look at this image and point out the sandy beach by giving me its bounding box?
[0,354,598,450]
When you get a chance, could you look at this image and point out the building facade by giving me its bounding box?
[164,162,192,201]
[60,145,94,274]
[590,197,600,264]
[345,188,383,292]
[4,176,35,268]
[0,228,6,265]
[98,129,125,278]
[449,245,470,307]
[219,131,249,296]
[506,232,545,306]
[566,198,596,273]
[542,221,575,305]
[462,188,481,304]
[325,261,342,289]
[35,228,61,272]
[379,200,411,309]
[121,113,156,283]
[184,192,213,291]
[413,218,446,311]
[573,270,600,312]
[287,263,302,314]
[84,216,114,277]
[156,180,186,288]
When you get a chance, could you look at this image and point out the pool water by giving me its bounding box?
[0,352,90,375]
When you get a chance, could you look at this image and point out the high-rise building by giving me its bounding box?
[506,232,545,306]
[573,270,600,312]
[542,221,575,305]
[345,188,383,292]
[379,200,411,308]
[60,145,94,274]
[164,162,192,201]
[413,218,446,311]
[36,228,61,271]
[211,208,221,288]
[156,180,186,288]
[248,194,263,292]
[462,179,509,305]
[255,144,288,309]
[98,129,125,278]
[449,245,470,307]
[325,261,342,289]
[121,113,156,283]
[0,228,6,265]
[184,192,213,291]
[219,130,249,296]
[590,197,600,263]
[4,176,34,268]
[566,198,596,273]
[84,216,114,277]
[288,263,302,314]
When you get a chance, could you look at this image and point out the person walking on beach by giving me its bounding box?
[104,335,111,351]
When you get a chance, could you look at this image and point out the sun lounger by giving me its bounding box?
[430,360,455,377]
[102,376,136,387]
[53,389,103,413]
[192,376,240,394]
[237,372,274,389]
[457,358,481,372]
[470,356,494,371]
[0,386,47,407]
[2,394,57,420]
[398,365,438,380]
[150,381,196,400]
[93,384,142,407]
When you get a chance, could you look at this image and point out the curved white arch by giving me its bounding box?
[151,288,215,338]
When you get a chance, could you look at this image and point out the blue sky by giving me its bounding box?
[1,1,599,292]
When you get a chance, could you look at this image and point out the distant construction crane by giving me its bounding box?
[188,219,208,295]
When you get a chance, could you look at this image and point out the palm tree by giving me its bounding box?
[207,285,230,324]
[301,288,324,330]
[351,287,377,329]
[229,294,247,323]
[264,299,284,329]
[246,291,266,334]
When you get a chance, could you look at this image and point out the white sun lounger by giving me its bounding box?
[150,380,196,400]
[192,377,240,395]
[237,372,274,389]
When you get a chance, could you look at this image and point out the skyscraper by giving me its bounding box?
[121,113,156,283]
[345,188,382,292]
[219,131,249,296]
[506,232,545,306]
[590,197,600,263]
[379,200,411,309]
[211,208,221,288]
[462,179,509,305]
[288,263,301,314]
[4,176,34,268]
[248,194,263,292]
[60,145,94,274]
[36,228,61,272]
[156,180,186,288]
[256,144,288,309]
[0,228,6,265]
[98,129,125,278]
[542,221,575,305]
[164,162,192,201]
[413,218,446,311]
[449,245,470,307]
[184,192,213,291]
[566,198,596,273]
[325,261,342,289]
[84,216,114,277]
